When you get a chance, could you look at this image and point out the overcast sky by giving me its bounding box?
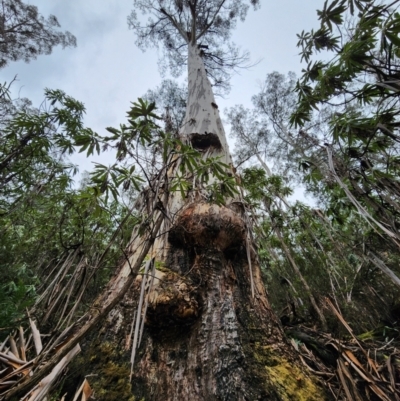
[1,0,322,192]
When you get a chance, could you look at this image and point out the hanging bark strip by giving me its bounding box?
[0,324,80,401]
[130,258,153,373]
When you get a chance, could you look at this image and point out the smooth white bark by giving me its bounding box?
[181,44,232,166]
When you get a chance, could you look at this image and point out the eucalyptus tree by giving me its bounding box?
[0,0,76,69]
[143,79,187,135]
[227,71,333,183]
[239,166,400,337]
[128,0,256,93]
[226,0,400,335]
[90,1,329,400]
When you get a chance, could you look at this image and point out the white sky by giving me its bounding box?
[1,0,322,201]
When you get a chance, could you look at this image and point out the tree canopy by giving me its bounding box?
[0,0,76,69]
[128,0,259,91]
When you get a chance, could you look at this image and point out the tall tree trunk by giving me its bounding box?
[77,44,328,401]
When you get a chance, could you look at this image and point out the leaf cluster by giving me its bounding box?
[292,0,400,128]
[0,89,139,329]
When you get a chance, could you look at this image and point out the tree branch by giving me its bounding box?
[197,0,226,41]
[159,7,188,43]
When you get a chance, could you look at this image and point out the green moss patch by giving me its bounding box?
[64,341,139,401]
[254,344,327,401]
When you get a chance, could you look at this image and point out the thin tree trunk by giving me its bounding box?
[274,226,328,331]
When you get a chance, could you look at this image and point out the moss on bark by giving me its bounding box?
[64,341,136,401]
[253,344,327,401]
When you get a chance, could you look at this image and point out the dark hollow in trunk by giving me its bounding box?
[92,203,327,401]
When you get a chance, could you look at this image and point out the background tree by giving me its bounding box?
[0,0,76,69]
[290,0,400,285]
[227,71,332,181]
[143,79,187,135]
[223,1,400,398]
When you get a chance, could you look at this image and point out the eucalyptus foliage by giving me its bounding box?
[0,0,76,69]
[128,0,259,92]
